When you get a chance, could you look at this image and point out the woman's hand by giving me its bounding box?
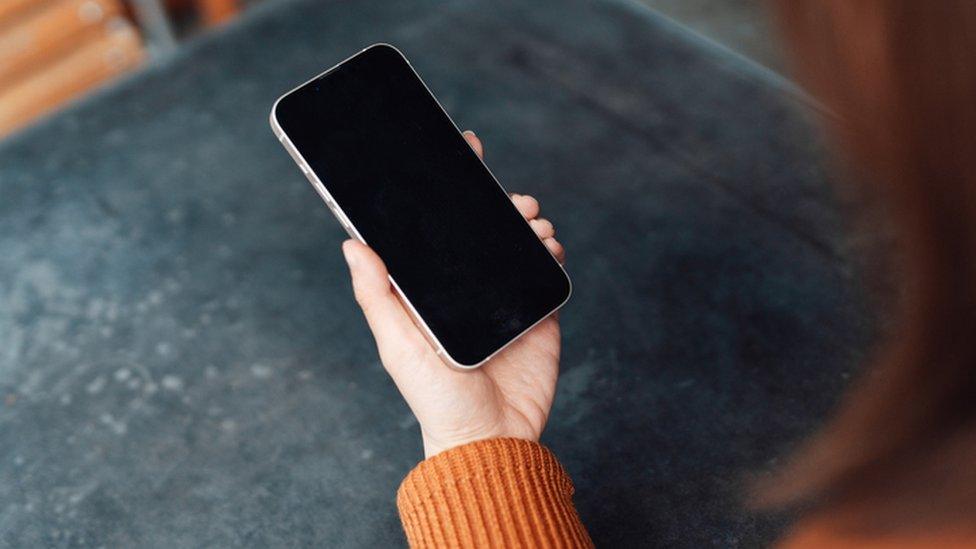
[341,130,565,458]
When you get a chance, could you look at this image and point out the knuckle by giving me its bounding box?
[352,283,372,310]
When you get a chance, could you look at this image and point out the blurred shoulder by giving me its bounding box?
[780,520,976,549]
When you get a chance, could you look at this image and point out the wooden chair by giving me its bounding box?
[0,0,240,137]
[0,0,145,136]
[200,0,238,25]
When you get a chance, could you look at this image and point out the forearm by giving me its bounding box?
[397,438,593,548]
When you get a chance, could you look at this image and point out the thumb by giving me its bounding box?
[341,240,426,368]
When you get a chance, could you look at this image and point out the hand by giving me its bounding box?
[341,130,566,458]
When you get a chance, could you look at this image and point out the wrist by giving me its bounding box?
[422,434,488,459]
[421,430,541,459]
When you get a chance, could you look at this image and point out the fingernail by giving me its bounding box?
[342,240,357,269]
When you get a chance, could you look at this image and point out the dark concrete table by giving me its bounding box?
[0,0,872,546]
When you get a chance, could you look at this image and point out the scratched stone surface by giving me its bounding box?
[0,0,873,546]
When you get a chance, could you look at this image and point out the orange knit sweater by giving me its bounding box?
[397,438,976,548]
[398,438,592,547]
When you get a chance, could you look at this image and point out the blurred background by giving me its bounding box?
[0,0,243,138]
[0,0,778,140]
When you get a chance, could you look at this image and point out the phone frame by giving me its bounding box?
[270,43,571,370]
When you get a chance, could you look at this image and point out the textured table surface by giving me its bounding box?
[0,0,871,546]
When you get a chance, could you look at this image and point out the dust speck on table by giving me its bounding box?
[161,375,184,391]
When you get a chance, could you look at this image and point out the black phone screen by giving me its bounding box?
[273,44,571,366]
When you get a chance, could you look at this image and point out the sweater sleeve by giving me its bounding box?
[397,438,594,548]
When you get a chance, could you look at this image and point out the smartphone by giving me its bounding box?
[270,44,571,369]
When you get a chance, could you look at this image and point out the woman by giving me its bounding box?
[340,2,976,546]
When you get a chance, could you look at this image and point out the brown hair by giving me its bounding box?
[757,1,976,535]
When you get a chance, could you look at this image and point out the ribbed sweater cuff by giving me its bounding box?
[397,438,593,548]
